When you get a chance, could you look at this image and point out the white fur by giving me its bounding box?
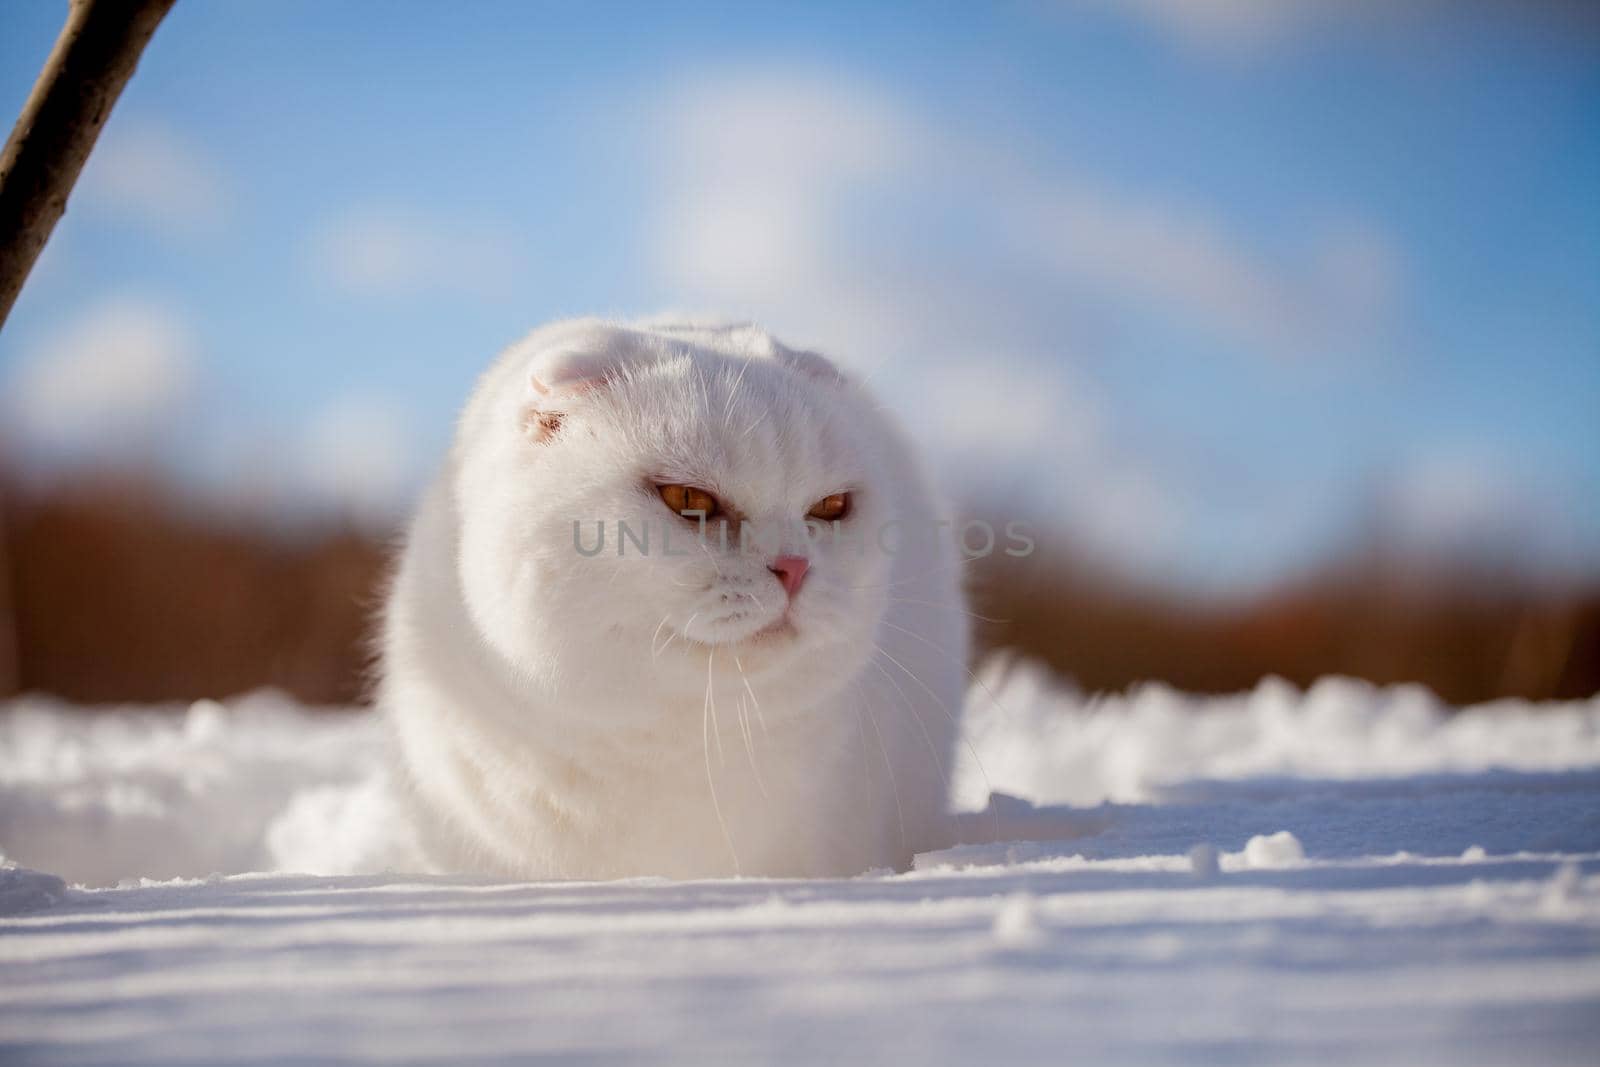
[381,317,967,878]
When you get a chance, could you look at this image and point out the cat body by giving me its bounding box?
[381,318,966,878]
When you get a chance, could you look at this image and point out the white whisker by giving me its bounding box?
[650,613,674,660]
[734,655,769,736]
[850,680,875,806]
[877,616,1025,733]
[695,538,729,582]
[735,690,769,798]
[884,596,1007,624]
[866,655,949,794]
[702,646,741,875]
[855,677,906,854]
[707,647,725,765]
[659,611,699,659]
[872,639,1001,843]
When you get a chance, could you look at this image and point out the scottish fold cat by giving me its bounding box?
[381,317,967,878]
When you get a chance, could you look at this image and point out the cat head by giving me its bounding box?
[452,319,898,714]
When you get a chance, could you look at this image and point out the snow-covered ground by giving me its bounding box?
[3,659,1599,1064]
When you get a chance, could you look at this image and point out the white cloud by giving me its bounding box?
[669,70,911,186]
[1097,0,1322,56]
[1069,1,1458,60]
[299,395,415,523]
[1075,1,1598,62]
[647,69,1402,366]
[1309,217,1404,332]
[917,359,1105,459]
[4,295,198,450]
[638,68,1407,578]
[1380,450,1597,574]
[79,120,230,237]
[1011,180,1405,358]
[663,193,818,299]
[307,205,526,300]
[1015,179,1305,354]
[1391,455,1512,541]
[908,357,1194,576]
[647,70,929,363]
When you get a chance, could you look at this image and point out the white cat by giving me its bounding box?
[381,317,968,878]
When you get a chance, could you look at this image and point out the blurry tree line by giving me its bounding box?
[0,473,1595,706]
[968,521,1598,706]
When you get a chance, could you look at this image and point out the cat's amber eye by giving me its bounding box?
[658,483,721,519]
[808,492,851,521]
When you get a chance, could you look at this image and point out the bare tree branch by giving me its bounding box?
[0,0,176,331]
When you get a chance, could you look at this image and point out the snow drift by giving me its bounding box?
[2,659,1598,1065]
[2,658,1596,886]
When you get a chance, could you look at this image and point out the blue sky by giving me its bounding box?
[1,0,1596,593]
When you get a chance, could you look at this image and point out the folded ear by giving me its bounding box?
[521,323,647,442]
[771,342,848,386]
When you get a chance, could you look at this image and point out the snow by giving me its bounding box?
[3,659,1599,1064]
[1241,830,1306,869]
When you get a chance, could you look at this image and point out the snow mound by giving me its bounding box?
[1240,830,1307,869]
[0,690,407,885]
[0,865,69,915]
[957,658,1600,808]
[2,661,1599,1065]
[3,661,1598,887]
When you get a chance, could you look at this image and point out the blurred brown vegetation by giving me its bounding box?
[1,476,387,704]
[971,547,1600,707]
[2,475,1596,706]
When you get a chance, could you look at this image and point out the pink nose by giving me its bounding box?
[769,555,810,598]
